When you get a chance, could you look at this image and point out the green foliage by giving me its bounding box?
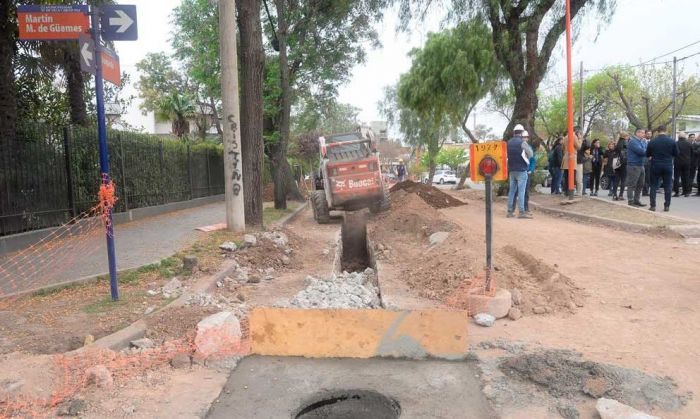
[155,93,197,138]
[16,69,69,126]
[436,147,467,170]
[135,52,186,114]
[293,101,360,135]
[171,0,221,101]
[397,19,501,129]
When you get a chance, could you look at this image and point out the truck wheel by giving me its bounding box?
[312,190,330,224]
[370,187,391,214]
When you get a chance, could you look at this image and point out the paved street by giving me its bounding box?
[0,202,226,296]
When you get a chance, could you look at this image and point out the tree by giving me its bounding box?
[380,84,450,183]
[398,0,616,139]
[437,147,467,171]
[266,0,385,209]
[0,0,17,146]
[294,101,360,135]
[398,20,501,143]
[606,65,700,130]
[236,0,265,226]
[156,93,196,139]
[136,53,187,114]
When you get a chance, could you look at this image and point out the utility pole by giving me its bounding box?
[579,61,584,130]
[565,0,575,199]
[219,0,245,232]
[672,56,677,140]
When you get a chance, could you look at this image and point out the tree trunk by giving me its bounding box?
[64,44,88,125]
[504,87,537,139]
[272,0,293,210]
[0,0,17,144]
[237,0,265,226]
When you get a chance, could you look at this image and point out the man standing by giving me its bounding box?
[647,125,678,212]
[561,126,583,198]
[692,133,700,196]
[576,136,589,196]
[625,128,647,207]
[643,129,653,196]
[396,159,407,182]
[507,124,533,219]
[673,132,693,197]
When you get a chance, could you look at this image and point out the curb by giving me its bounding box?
[0,261,161,300]
[529,201,679,236]
[73,259,240,353]
[272,201,308,228]
[589,196,698,224]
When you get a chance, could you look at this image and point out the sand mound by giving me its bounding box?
[389,180,466,209]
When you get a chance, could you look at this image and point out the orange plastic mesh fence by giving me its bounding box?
[0,316,252,418]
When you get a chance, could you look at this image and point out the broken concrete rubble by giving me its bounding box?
[194,311,242,359]
[288,271,381,309]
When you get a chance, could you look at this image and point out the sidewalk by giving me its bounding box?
[591,191,700,223]
[0,202,226,296]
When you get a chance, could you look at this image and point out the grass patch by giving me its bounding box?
[82,294,133,314]
[263,201,301,225]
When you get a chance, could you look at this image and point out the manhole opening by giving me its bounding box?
[294,389,401,419]
[340,212,371,273]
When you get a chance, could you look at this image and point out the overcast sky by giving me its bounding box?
[117,0,700,135]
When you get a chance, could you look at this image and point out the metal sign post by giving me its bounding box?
[484,173,493,291]
[19,3,137,301]
[470,143,507,292]
[90,10,119,301]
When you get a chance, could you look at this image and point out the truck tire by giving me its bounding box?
[312,190,330,224]
[369,187,391,214]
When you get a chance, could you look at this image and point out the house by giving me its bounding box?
[677,115,700,135]
[140,111,220,137]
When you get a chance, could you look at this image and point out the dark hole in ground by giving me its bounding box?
[294,389,401,419]
[341,212,370,272]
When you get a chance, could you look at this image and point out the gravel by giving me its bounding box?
[288,271,381,309]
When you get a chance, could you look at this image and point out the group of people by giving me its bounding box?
[546,126,700,212]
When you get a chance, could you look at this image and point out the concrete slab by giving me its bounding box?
[206,356,496,419]
[250,307,469,360]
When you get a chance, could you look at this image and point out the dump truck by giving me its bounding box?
[311,132,390,224]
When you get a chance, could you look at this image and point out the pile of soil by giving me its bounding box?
[369,192,584,315]
[500,349,690,412]
[389,180,466,209]
[234,231,302,272]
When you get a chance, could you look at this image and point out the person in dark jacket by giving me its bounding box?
[625,128,647,206]
[647,125,678,212]
[691,133,700,196]
[613,132,629,200]
[506,124,533,218]
[589,139,603,196]
[603,141,619,199]
[549,138,563,194]
[673,132,693,197]
[643,129,653,196]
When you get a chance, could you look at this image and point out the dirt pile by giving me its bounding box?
[369,192,583,315]
[389,180,466,209]
[500,349,691,412]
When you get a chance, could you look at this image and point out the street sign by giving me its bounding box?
[469,142,508,182]
[79,34,95,74]
[100,48,121,87]
[17,4,89,40]
[100,5,138,41]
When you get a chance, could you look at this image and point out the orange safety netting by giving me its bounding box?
[0,319,252,418]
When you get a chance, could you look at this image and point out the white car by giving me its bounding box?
[427,170,458,184]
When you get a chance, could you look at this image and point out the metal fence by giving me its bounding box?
[0,124,225,236]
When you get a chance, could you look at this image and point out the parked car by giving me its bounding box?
[423,170,458,184]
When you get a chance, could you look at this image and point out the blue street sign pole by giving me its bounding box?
[91,8,119,301]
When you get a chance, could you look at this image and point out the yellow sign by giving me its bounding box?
[470,141,508,182]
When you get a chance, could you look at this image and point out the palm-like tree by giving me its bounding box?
[156,92,197,139]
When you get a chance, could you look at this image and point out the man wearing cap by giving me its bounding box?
[506,124,533,219]
[673,131,693,197]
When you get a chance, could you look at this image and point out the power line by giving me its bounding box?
[639,39,700,65]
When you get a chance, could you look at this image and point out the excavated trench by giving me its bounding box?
[340,211,372,273]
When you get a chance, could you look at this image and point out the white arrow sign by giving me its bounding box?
[80,41,93,67]
[109,9,134,33]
